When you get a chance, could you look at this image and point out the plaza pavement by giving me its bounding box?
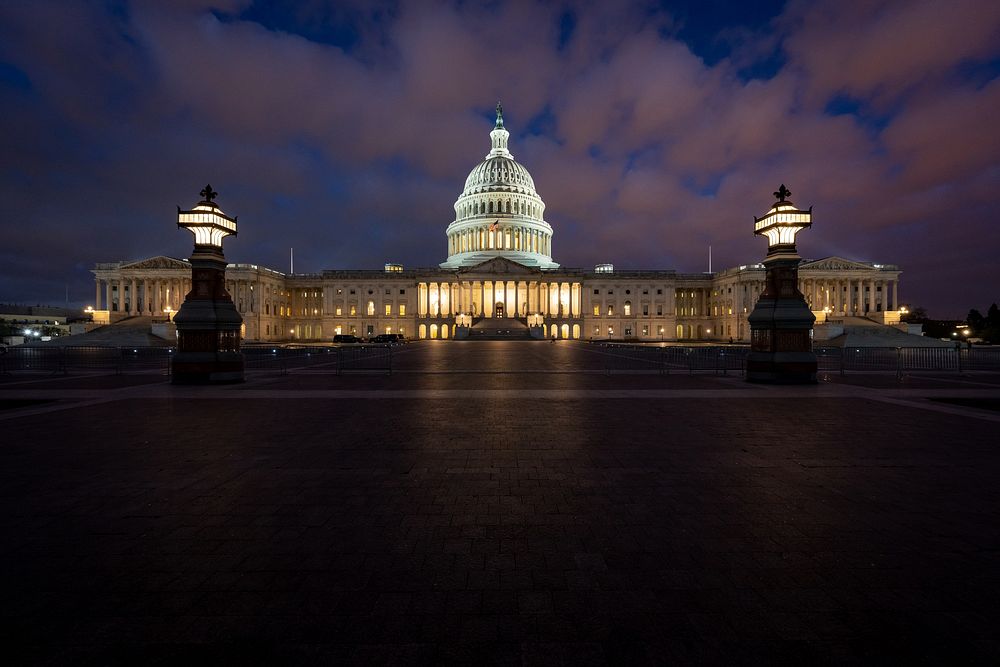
[2,340,1000,665]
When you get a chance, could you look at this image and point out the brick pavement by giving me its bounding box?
[1,342,1000,664]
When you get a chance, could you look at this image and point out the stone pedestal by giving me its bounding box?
[172,250,244,384]
[747,255,817,384]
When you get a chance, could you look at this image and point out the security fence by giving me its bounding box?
[0,346,173,375]
[596,343,1000,377]
[242,344,393,375]
[596,344,748,374]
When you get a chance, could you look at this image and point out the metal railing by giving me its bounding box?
[598,344,1000,377]
[242,345,393,375]
[596,344,749,375]
[0,346,173,376]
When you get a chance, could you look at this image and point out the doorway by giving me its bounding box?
[495,302,505,318]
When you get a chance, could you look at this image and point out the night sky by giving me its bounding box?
[1,1,998,317]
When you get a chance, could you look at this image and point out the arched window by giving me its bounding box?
[624,301,632,316]
[419,324,427,339]
[430,324,438,339]
[505,200,510,213]
[561,324,570,339]
[367,301,375,316]
[489,201,494,214]
[572,324,580,339]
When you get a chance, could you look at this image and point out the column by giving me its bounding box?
[95,279,102,310]
[128,278,136,315]
[105,280,112,313]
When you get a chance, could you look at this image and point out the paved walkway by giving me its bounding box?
[2,342,1000,664]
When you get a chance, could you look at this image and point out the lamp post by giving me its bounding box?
[746,184,817,383]
[171,185,244,384]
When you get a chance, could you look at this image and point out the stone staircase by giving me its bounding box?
[468,317,533,340]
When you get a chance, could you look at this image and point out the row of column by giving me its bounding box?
[417,281,582,318]
[94,276,190,315]
[675,288,709,317]
[802,278,899,313]
[225,279,257,314]
[449,227,550,256]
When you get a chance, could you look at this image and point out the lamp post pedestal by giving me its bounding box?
[171,186,245,384]
[746,185,817,384]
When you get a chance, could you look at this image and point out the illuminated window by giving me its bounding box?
[337,289,343,295]
[642,325,649,336]
[385,304,391,316]
[399,304,406,316]
[592,305,599,316]
[607,305,614,316]
[350,305,357,316]
[624,301,632,316]
[335,307,342,316]
[367,301,375,316]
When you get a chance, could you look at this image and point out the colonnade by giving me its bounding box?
[448,226,550,256]
[93,275,262,316]
[94,276,190,315]
[801,277,899,313]
[417,280,581,318]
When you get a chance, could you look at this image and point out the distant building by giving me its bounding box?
[91,105,902,342]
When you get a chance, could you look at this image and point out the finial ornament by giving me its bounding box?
[773,184,791,202]
[200,184,218,203]
[495,100,504,129]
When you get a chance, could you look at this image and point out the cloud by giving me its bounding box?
[0,0,998,316]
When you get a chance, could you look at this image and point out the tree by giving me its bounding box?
[967,309,985,329]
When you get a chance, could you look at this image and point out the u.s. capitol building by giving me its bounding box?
[91,105,903,342]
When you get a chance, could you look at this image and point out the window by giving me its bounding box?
[350,305,357,316]
[593,289,599,295]
[399,304,406,316]
[350,289,355,295]
[608,290,614,295]
[400,289,406,294]
[335,307,342,316]
[367,301,375,316]
[337,288,342,295]
[607,305,615,316]
[625,289,631,295]
[643,289,648,295]
[657,289,662,295]
[368,289,374,295]
[624,301,632,316]
[657,305,663,316]
[385,289,391,295]
[385,304,392,316]
[642,304,648,316]
[642,325,649,336]
[593,305,600,316]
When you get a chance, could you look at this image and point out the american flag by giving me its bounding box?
[489,219,499,231]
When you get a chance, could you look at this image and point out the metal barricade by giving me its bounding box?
[337,345,393,375]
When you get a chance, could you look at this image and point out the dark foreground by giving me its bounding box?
[2,341,1000,665]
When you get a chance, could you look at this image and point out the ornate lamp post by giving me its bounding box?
[746,185,817,383]
[171,185,244,384]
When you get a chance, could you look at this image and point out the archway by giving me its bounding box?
[561,324,569,339]
[495,301,505,318]
[430,324,438,339]
[419,324,427,339]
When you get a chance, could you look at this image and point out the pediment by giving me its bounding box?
[458,256,541,276]
[121,256,191,270]
[799,256,875,272]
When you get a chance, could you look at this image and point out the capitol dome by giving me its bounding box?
[440,103,558,269]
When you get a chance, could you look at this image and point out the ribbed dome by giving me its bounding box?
[440,102,558,270]
[462,155,536,195]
